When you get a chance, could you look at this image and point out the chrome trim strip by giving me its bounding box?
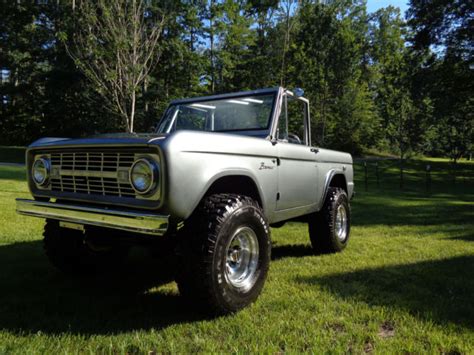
[316,160,353,165]
[58,169,122,178]
[181,150,278,160]
[16,199,169,236]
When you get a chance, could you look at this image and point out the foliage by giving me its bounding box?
[289,1,379,153]
[407,0,474,161]
[0,1,114,145]
[0,0,471,157]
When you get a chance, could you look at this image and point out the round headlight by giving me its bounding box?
[32,157,50,186]
[129,158,158,194]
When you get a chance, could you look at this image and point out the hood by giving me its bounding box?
[28,132,169,149]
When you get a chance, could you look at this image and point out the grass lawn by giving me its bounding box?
[0,159,473,353]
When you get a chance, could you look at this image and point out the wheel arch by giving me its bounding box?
[329,173,348,193]
[320,169,348,208]
[187,172,265,219]
[205,175,264,207]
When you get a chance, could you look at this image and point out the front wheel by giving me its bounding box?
[309,187,351,253]
[176,194,271,315]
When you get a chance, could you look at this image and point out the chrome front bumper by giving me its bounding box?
[16,199,169,236]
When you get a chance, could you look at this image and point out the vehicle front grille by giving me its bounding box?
[50,152,136,198]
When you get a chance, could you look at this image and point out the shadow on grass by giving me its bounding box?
[0,238,324,335]
[0,239,210,335]
[296,255,474,329]
[352,191,474,231]
[271,244,314,260]
[448,233,474,242]
[0,146,26,164]
[0,165,26,182]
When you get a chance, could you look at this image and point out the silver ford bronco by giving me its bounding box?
[16,87,354,314]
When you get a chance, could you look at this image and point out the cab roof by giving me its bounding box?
[169,87,281,105]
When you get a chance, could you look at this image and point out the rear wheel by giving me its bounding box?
[309,187,350,253]
[43,220,127,274]
[176,194,271,315]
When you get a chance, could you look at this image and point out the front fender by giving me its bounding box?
[165,152,277,220]
[159,132,279,221]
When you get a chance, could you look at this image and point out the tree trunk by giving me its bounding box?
[280,5,291,86]
[144,77,148,113]
[189,28,194,90]
[130,90,136,133]
[210,0,215,93]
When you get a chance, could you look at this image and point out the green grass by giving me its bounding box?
[0,159,473,353]
[0,146,26,164]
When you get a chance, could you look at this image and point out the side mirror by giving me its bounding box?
[294,88,304,97]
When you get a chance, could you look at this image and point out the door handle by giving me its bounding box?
[310,148,319,154]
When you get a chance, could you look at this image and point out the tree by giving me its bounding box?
[245,0,279,88]
[407,0,473,164]
[0,2,49,144]
[278,0,299,86]
[214,0,255,92]
[289,1,378,154]
[0,1,105,144]
[62,0,165,132]
[140,1,208,132]
[423,57,473,164]
[369,7,425,187]
[407,0,473,59]
[3,0,467,164]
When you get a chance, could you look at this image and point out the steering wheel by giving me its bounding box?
[287,133,302,145]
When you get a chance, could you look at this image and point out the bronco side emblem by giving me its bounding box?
[259,162,274,170]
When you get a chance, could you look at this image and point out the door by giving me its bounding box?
[276,92,319,211]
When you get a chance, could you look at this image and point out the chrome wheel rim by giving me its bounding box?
[335,205,348,242]
[225,226,259,291]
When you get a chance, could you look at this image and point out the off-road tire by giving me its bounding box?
[43,220,127,274]
[309,187,350,254]
[176,194,271,315]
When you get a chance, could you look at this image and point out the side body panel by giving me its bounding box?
[153,131,354,225]
[271,146,353,223]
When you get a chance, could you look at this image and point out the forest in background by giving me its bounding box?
[0,0,472,159]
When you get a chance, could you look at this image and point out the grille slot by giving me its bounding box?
[50,152,136,198]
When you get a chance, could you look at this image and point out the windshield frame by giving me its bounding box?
[156,87,281,137]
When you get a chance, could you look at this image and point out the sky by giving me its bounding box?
[366,0,409,15]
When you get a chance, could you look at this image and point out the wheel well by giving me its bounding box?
[205,175,263,208]
[329,173,348,194]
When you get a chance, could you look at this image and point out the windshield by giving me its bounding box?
[156,93,275,133]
